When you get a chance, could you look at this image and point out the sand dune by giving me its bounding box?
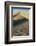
[13,21,29,36]
[19,12,29,19]
[13,12,29,20]
[12,12,29,36]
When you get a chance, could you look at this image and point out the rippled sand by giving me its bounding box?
[12,20,29,36]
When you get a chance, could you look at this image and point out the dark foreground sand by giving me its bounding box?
[12,18,29,36]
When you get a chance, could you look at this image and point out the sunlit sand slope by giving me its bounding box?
[13,12,29,20]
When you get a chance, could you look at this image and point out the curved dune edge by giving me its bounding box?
[12,12,29,20]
